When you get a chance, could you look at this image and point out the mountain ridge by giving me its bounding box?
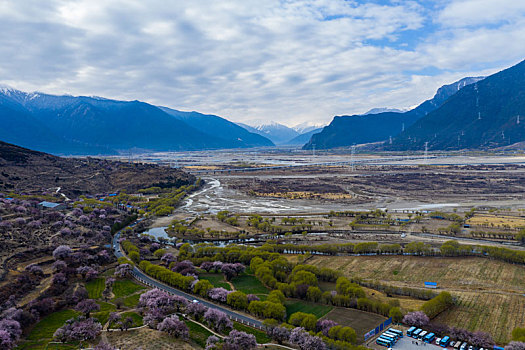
[386,60,525,150]
[303,76,485,150]
[0,88,272,154]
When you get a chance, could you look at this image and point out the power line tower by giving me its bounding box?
[424,142,429,164]
[350,145,356,171]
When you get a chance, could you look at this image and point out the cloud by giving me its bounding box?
[0,0,523,126]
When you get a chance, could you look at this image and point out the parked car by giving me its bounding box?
[460,342,468,350]
[436,338,442,345]
[450,341,456,347]
[468,346,474,350]
[454,342,461,349]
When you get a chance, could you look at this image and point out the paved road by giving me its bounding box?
[112,231,263,328]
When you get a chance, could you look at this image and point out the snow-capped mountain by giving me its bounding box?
[0,87,273,154]
[237,121,300,144]
[292,122,326,134]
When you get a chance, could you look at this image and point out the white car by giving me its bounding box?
[436,338,442,345]
[192,299,199,304]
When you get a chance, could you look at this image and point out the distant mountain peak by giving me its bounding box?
[292,121,326,134]
[363,107,405,115]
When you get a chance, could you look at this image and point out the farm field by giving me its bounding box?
[323,307,386,344]
[86,277,106,299]
[200,273,231,290]
[112,279,145,298]
[285,300,333,319]
[230,274,269,296]
[309,255,525,343]
[435,291,525,344]
[308,255,525,293]
[466,214,525,229]
[362,287,425,311]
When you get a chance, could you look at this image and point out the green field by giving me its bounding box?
[92,301,117,325]
[318,281,336,292]
[285,300,333,320]
[109,311,143,329]
[27,309,80,341]
[231,274,269,295]
[122,293,142,308]
[233,322,270,344]
[86,277,105,299]
[200,273,231,290]
[184,319,213,348]
[112,279,145,298]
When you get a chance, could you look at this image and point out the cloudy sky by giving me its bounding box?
[1,0,524,126]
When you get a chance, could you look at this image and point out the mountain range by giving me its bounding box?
[0,87,273,154]
[303,76,484,150]
[386,59,525,150]
[237,121,324,145]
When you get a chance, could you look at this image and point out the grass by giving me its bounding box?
[112,279,145,298]
[92,311,110,326]
[233,322,271,344]
[231,274,269,295]
[200,273,231,290]
[26,309,80,341]
[122,293,142,308]
[92,301,117,325]
[109,311,143,329]
[318,281,336,292]
[85,277,105,299]
[97,301,117,313]
[285,300,333,319]
[184,319,213,348]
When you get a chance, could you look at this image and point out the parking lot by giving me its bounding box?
[394,336,444,350]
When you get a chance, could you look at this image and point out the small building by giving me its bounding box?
[38,201,66,210]
[424,281,438,289]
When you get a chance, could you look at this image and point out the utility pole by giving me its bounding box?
[424,142,429,164]
[351,145,356,171]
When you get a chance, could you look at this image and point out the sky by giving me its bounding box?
[1,0,524,127]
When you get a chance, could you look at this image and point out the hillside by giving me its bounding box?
[0,141,194,197]
[303,77,483,149]
[160,107,274,147]
[0,87,271,154]
[387,60,525,150]
[284,127,324,145]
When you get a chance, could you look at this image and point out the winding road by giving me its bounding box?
[112,231,263,328]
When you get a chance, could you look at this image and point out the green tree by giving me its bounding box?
[291,270,318,286]
[512,327,525,342]
[389,307,404,323]
[128,251,140,264]
[227,291,249,310]
[193,280,213,297]
[306,286,322,302]
[288,312,317,331]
